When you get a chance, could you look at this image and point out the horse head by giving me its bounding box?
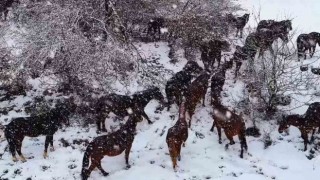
[244,13,250,22]
[183,61,203,75]
[284,20,293,32]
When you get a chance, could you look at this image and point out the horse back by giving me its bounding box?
[6,117,58,137]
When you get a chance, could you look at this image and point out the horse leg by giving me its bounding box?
[44,135,53,159]
[202,90,206,107]
[7,137,17,162]
[177,143,182,161]
[49,135,55,152]
[240,29,243,38]
[101,116,107,132]
[217,53,221,68]
[125,143,132,169]
[311,129,316,143]
[239,130,247,158]
[141,110,152,124]
[188,109,194,128]
[311,46,316,58]
[301,131,308,151]
[96,160,109,176]
[15,138,26,162]
[4,9,8,21]
[234,61,242,80]
[217,126,222,144]
[210,121,215,132]
[225,131,235,150]
[96,118,102,133]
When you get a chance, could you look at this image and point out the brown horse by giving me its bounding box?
[81,108,143,180]
[279,102,320,151]
[278,115,318,151]
[166,100,188,170]
[211,100,247,158]
[186,71,210,128]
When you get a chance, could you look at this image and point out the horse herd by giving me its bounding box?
[1,3,320,180]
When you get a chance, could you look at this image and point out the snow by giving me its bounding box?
[1,1,320,180]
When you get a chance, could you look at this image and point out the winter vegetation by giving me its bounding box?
[0,0,320,180]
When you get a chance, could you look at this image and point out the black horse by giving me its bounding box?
[297,32,320,60]
[4,101,72,162]
[257,19,292,34]
[165,61,203,111]
[146,17,164,39]
[200,39,231,70]
[95,87,165,132]
[227,13,250,38]
[0,0,19,21]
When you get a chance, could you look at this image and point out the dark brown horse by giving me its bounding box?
[4,101,71,162]
[0,0,19,21]
[279,102,320,151]
[211,100,247,158]
[185,71,210,128]
[211,60,233,104]
[96,87,165,132]
[166,61,203,111]
[257,19,292,34]
[200,39,231,70]
[297,32,320,60]
[166,100,188,170]
[227,13,250,38]
[81,108,143,180]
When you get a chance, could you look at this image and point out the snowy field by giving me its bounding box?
[1,1,320,180]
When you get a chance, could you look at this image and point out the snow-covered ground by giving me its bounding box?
[1,1,320,180]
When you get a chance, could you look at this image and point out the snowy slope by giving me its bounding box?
[1,42,320,180]
[1,1,320,180]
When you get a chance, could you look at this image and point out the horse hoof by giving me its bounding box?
[178,156,181,161]
[102,172,109,176]
[240,154,243,158]
[219,141,222,144]
[43,152,48,159]
[126,165,131,169]
[148,121,153,125]
[12,157,18,162]
[20,156,27,162]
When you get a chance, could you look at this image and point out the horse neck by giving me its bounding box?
[134,90,154,105]
[121,117,138,135]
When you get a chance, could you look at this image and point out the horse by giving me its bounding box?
[279,102,320,151]
[200,39,231,70]
[0,0,19,21]
[166,99,188,170]
[211,100,248,158]
[185,71,210,128]
[232,45,248,79]
[146,17,164,39]
[257,19,292,34]
[81,108,143,180]
[96,86,165,132]
[166,61,203,111]
[233,28,289,80]
[226,13,250,38]
[297,32,320,60]
[4,101,72,162]
[210,60,233,104]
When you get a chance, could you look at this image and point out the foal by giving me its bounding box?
[166,61,203,111]
[297,32,320,60]
[4,102,71,162]
[186,71,210,128]
[81,109,143,180]
[211,100,247,158]
[166,100,188,170]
